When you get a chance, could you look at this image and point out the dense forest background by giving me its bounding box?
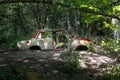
[0,0,120,48]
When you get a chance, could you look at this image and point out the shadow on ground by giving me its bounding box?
[0,50,117,80]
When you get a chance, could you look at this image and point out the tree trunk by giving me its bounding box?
[74,11,80,35]
[66,12,74,34]
[112,18,120,43]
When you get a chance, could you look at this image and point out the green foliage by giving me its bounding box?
[0,33,31,49]
[0,62,29,80]
[60,51,81,74]
[99,64,120,80]
[113,5,120,14]
[100,38,120,80]
[101,39,120,53]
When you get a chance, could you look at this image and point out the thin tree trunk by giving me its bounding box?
[66,12,74,34]
[75,11,80,35]
[43,4,49,28]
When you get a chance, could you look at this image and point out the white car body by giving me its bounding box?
[17,29,91,50]
[17,29,69,50]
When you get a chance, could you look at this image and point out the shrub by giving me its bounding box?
[60,51,81,74]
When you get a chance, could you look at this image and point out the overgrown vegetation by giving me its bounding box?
[102,39,120,53]
[0,62,28,80]
[0,0,120,80]
[60,51,81,74]
[97,64,120,80]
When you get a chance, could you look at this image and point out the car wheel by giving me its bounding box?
[29,46,41,50]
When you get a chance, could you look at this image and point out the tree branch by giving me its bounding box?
[0,0,120,20]
[55,2,120,20]
[78,7,120,20]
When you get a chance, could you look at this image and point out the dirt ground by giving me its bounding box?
[0,49,116,80]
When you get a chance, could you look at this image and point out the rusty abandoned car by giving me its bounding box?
[17,29,91,50]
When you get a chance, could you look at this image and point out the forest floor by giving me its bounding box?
[0,47,118,80]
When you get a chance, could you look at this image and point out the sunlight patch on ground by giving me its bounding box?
[78,51,114,68]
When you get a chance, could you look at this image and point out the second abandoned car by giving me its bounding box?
[17,29,91,50]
